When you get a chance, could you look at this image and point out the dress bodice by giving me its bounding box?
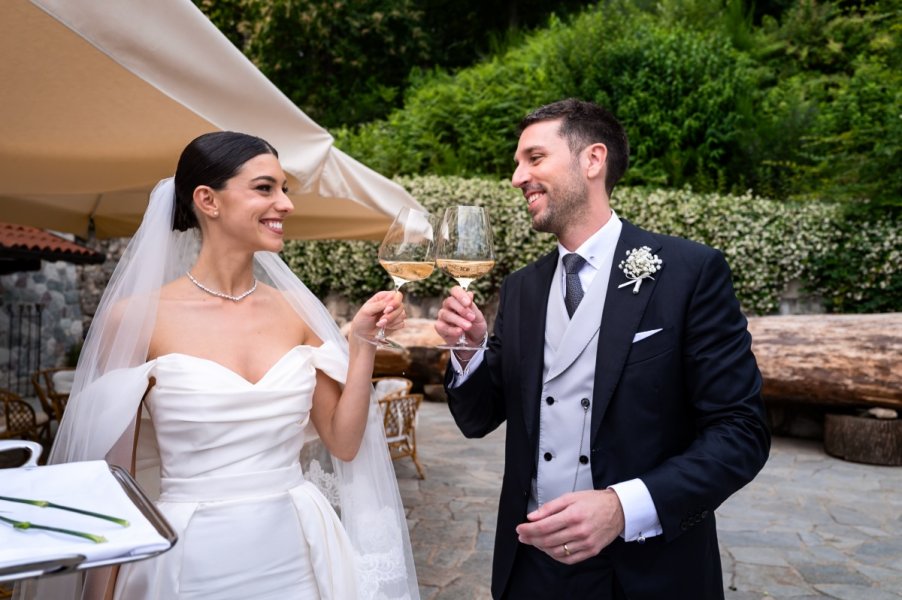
[145,342,345,480]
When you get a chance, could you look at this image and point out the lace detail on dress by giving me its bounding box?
[305,459,342,509]
[352,506,411,600]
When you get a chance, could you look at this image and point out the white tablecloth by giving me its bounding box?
[0,461,171,570]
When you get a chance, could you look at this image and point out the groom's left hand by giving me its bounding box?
[515,489,625,564]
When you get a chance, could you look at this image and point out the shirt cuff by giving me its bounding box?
[448,350,485,387]
[609,479,663,543]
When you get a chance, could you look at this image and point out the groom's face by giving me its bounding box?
[512,119,590,237]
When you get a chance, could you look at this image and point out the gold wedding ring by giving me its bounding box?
[563,543,571,557]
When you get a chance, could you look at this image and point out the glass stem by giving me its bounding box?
[457,283,470,346]
[377,284,402,341]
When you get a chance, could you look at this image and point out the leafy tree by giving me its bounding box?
[194,0,590,128]
[195,0,431,127]
[337,5,760,194]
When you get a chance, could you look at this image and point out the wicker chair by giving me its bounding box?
[372,376,413,401]
[0,389,51,448]
[31,367,73,424]
[378,393,425,479]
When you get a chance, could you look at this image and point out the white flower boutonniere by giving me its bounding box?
[618,246,662,295]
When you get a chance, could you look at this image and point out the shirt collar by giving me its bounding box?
[556,210,622,272]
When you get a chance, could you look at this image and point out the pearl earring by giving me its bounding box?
[213,210,219,217]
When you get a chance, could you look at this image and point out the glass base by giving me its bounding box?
[355,331,404,350]
[435,342,487,351]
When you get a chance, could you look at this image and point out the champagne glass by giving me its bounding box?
[358,207,436,350]
[435,205,495,350]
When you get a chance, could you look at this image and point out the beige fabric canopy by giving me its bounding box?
[0,0,422,240]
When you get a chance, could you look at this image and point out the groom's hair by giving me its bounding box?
[519,99,629,195]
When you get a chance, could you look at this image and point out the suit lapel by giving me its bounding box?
[520,251,557,442]
[544,269,606,382]
[590,221,662,441]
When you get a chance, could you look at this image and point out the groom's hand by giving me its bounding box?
[434,285,487,359]
[515,489,625,564]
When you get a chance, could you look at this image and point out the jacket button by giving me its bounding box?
[701,510,709,519]
[543,452,553,461]
[546,396,555,405]
[579,455,589,464]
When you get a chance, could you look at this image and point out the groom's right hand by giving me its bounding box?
[434,286,487,361]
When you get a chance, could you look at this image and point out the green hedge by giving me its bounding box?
[282,175,900,315]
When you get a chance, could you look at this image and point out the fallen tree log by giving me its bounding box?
[748,313,902,410]
[343,314,901,411]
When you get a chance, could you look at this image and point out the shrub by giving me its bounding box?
[282,175,900,315]
[335,4,759,195]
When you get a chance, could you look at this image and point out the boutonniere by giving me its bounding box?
[618,246,662,294]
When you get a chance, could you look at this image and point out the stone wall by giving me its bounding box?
[0,262,83,395]
[77,237,129,331]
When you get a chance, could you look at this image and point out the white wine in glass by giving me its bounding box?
[436,205,495,350]
[358,207,436,350]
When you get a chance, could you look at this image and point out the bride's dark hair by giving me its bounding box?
[172,131,279,231]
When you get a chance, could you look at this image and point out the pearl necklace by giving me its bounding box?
[186,271,257,302]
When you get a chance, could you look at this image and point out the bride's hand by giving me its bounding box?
[351,290,405,339]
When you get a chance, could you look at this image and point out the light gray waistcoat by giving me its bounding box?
[530,257,612,511]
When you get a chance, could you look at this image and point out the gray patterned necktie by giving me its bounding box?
[562,253,586,318]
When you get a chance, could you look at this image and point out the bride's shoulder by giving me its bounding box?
[260,283,323,346]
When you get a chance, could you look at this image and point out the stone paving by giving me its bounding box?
[397,401,902,600]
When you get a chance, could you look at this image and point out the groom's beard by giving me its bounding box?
[531,168,590,237]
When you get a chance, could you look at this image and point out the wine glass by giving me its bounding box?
[358,207,436,350]
[435,205,495,350]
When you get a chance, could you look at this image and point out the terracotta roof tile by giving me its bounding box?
[0,222,106,265]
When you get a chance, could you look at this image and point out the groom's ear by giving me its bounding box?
[584,143,608,182]
[193,185,219,219]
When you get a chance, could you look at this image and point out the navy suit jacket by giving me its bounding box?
[445,220,770,599]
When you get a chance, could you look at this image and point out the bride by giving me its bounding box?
[28,131,419,599]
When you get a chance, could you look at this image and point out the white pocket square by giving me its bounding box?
[632,328,663,343]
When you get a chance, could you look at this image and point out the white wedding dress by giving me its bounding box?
[114,341,358,600]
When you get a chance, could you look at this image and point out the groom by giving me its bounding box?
[435,99,770,599]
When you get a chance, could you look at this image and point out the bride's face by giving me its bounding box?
[214,153,293,253]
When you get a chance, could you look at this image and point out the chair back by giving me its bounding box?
[31,367,73,423]
[378,392,425,479]
[0,389,51,448]
[372,376,413,401]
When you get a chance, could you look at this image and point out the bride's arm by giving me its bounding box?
[309,290,403,461]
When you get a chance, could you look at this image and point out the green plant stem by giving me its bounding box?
[0,514,107,544]
[0,496,129,527]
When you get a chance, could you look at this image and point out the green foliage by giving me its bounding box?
[335,0,901,210]
[803,213,902,313]
[739,0,902,208]
[195,0,431,127]
[194,0,588,129]
[283,175,556,304]
[281,175,900,315]
[337,5,759,196]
